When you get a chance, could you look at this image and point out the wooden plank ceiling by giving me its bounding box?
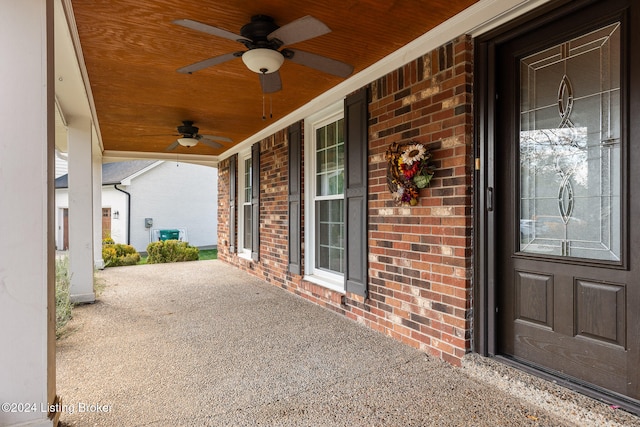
[70,0,477,156]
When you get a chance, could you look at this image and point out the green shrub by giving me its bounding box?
[102,243,141,267]
[146,240,199,264]
[55,256,73,338]
[102,235,115,245]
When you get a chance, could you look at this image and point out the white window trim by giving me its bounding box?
[237,148,252,260]
[304,100,345,293]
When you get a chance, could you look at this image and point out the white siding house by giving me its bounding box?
[55,160,218,253]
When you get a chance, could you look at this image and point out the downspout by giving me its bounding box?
[114,184,131,245]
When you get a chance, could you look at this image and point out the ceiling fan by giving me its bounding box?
[164,120,232,151]
[173,14,354,93]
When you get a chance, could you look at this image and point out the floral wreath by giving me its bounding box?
[386,141,435,205]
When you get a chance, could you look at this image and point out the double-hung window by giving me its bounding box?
[305,102,346,291]
[238,151,252,258]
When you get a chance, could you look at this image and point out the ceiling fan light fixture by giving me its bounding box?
[177,137,198,147]
[242,48,284,74]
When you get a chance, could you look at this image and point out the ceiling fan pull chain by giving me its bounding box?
[260,94,273,120]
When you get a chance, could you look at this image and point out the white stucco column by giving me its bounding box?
[0,1,55,426]
[93,149,104,269]
[68,119,96,303]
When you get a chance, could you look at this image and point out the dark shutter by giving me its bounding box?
[344,89,368,297]
[251,142,260,261]
[229,155,237,254]
[288,122,302,274]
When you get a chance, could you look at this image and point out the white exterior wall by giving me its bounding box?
[128,162,218,252]
[55,161,218,253]
[101,187,129,244]
[55,189,68,250]
[57,187,129,248]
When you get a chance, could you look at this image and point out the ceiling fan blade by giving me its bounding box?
[268,16,330,46]
[173,19,249,43]
[197,138,223,149]
[177,52,239,74]
[259,71,282,93]
[165,141,180,151]
[285,49,353,78]
[200,134,232,143]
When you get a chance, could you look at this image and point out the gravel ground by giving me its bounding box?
[56,260,640,426]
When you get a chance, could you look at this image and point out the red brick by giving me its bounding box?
[218,36,474,368]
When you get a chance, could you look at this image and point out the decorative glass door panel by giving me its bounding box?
[495,0,639,404]
[519,23,621,261]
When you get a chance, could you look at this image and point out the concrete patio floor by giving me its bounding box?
[56,260,640,426]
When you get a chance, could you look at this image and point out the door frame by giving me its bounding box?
[474,0,640,413]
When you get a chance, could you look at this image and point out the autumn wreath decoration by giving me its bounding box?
[386,141,435,205]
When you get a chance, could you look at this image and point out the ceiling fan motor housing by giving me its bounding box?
[177,120,199,137]
[240,15,282,49]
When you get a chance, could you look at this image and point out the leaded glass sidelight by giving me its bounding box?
[519,22,621,261]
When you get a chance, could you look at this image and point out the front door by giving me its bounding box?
[495,0,639,403]
[102,208,111,240]
[63,208,69,250]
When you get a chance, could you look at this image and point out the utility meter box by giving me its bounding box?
[150,228,188,243]
[159,229,180,241]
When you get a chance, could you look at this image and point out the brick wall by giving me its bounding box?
[218,35,474,365]
[367,35,474,364]
[218,156,232,256]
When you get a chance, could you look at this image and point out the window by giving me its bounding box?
[297,92,367,295]
[316,120,345,273]
[238,150,252,258]
[305,102,346,291]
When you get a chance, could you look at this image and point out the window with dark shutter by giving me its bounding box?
[304,102,346,291]
[344,89,368,297]
[242,156,253,251]
[288,122,302,275]
[229,154,237,254]
[251,142,260,261]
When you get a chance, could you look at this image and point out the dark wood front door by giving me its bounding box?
[494,0,639,404]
